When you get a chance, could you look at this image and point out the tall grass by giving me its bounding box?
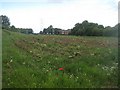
[2,29,118,88]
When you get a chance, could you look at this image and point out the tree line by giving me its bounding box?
[69,20,118,37]
[41,25,71,35]
[0,15,118,36]
[40,20,118,37]
[0,15,33,34]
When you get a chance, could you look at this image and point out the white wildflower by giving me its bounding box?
[70,75,72,78]
[77,45,80,48]
[102,67,105,70]
[8,78,10,80]
[41,44,47,47]
[69,55,73,58]
[30,51,32,53]
[48,61,50,64]
[10,59,13,63]
[70,74,73,78]
[43,44,47,47]
[43,68,45,70]
[90,53,94,56]
[116,63,118,65]
[23,62,26,65]
[55,58,58,60]
[46,70,49,72]
[97,64,100,66]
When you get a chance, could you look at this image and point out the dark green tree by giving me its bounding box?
[10,25,17,32]
[43,28,48,34]
[0,15,10,29]
[54,28,62,35]
[43,25,55,34]
[47,25,54,34]
[39,31,43,34]
[70,20,105,36]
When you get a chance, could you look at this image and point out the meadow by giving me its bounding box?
[2,29,118,88]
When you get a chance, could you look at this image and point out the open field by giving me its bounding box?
[2,29,118,88]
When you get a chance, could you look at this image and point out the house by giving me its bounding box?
[60,29,71,35]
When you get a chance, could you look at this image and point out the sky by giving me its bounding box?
[0,0,119,33]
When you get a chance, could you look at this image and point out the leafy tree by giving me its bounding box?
[11,25,15,29]
[17,28,33,34]
[43,25,55,34]
[47,25,54,34]
[10,25,17,32]
[43,28,48,34]
[0,15,10,29]
[39,31,43,34]
[27,29,33,34]
[103,26,112,36]
[54,28,62,34]
[112,24,118,37]
[71,20,105,36]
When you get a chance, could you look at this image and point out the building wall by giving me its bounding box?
[60,30,71,35]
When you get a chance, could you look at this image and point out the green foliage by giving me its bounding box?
[0,15,10,29]
[70,20,118,37]
[19,28,33,34]
[39,31,43,34]
[103,25,118,37]
[43,25,55,34]
[43,25,72,35]
[9,27,33,34]
[0,15,33,34]
[2,29,118,88]
[54,28,62,35]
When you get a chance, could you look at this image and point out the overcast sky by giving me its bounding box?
[0,0,119,33]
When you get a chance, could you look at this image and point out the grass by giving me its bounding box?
[2,29,118,88]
